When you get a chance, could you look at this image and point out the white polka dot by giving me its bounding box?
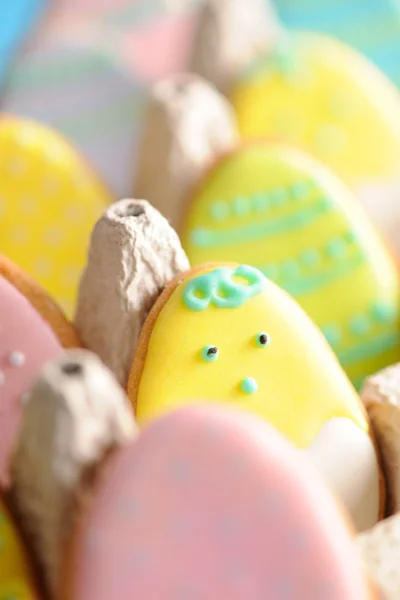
[9,157,27,177]
[43,178,60,195]
[64,204,83,222]
[33,257,53,277]
[62,266,80,286]
[9,226,29,244]
[19,196,37,214]
[8,351,25,367]
[45,227,63,247]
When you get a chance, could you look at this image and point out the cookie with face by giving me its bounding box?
[0,498,41,599]
[65,405,376,599]
[128,262,382,531]
[180,142,400,389]
[0,116,113,316]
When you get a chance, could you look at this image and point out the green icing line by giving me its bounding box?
[338,331,400,367]
[190,197,331,248]
[183,265,266,312]
[261,252,365,298]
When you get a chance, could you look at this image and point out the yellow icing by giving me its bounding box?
[0,500,37,599]
[181,144,400,386]
[0,118,113,317]
[230,33,400,180]
[134,264,369,448]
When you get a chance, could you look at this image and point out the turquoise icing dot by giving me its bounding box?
[252,192,270,212]
[371,303,397,323]
[291,180,312,200]
[300,248,321,268]
[189,228,209,247]
[271,187,288,207]
[201,345,219,363]
[321,325,342,346]
[255,332,271,348]
[350,315,371,336]
[210,201,229,221]
[344,230,357,244]
[241,377,258,395]
[232,196,249,216]
[183,265,267,312]
[326,238,347,259]
[281,259,299,278]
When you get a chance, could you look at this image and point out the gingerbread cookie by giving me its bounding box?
[128,262,382,531]
[191,1,400,255]
[180,142,400,388]
[66,405,374,599]
[0,276,65,487]
[0,498,41,599]
[0,116,113,316]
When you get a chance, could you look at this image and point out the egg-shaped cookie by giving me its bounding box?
[0,275,65,486]
[66,405,373,599]
[0,117,113,316]
[228,32,400,255]
[0,254,80,349]
[128,263,382,531]
[0,498,41,599]
[180,142,400,389]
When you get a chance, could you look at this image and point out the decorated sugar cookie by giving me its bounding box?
[0,276,64,486]
[180,143,400,388]
[66,405,373,599]
[227,32,400,254]
[0,498,40,599]
[0,117,113,316]
[1,18,145,198]
[0,254,81,349]
[128,262,382,530]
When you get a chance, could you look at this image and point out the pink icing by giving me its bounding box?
[0,276,63,487]
[124,14,199,82]
[71,405,368,599]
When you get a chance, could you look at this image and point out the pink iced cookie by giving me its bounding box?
[0,276,63,487]
[67,405,371,600]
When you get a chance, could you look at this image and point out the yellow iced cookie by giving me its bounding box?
[229,32,400,254]
[0,117,113,316]
[128,263,382,531]
[0,499,39,599]
[181,143,400,389]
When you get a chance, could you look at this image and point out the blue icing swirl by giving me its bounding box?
[183,265,266,311]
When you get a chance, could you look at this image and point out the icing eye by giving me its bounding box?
[201,345,219,363]
[255,332,271,347]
